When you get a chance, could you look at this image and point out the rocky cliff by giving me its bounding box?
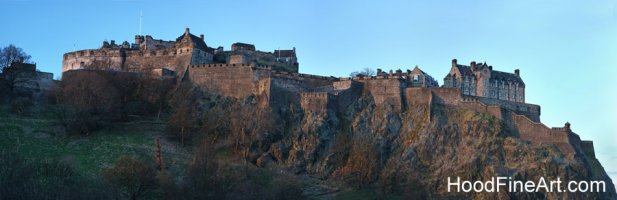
[247,91,616,199]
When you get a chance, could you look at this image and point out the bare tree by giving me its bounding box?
[102,156,158,200]
[167,83,200,146]
[0,45,35,96]
[0,44,31,71]
[349,67,376,77]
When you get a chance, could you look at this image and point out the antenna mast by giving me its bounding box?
[139,10,143,35]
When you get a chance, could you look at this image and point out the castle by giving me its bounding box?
[62,28,298,76]
[61,28,597,160]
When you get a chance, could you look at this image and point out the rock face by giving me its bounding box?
[253,91,616,199]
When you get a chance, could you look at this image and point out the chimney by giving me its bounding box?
[470,61,476,68]
[200,34,204,40]
[488,66,493,70]
[452,59,457,67]
[377,68,382,75]
[515,69,520,76]
[185,27,190,34]
[111,40,116,46]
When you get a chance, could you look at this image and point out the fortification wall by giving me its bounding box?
[458,100,504,120]
[62,47,211,74]
[332,80,363,113]
[404,87,581,158]
[62,49,124,72]
[429,88,463,105]
[300,92,331,113]
[416,87,539,122]
[124,50,191,73]
[477,96,540,122]
[357,78,404,111]
[405,88,432,106]
[512,114,578,158]
[188,63,257,99]
[269,70,335,88]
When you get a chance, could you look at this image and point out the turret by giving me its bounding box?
[135,35,143,44]
[565,122,571,131]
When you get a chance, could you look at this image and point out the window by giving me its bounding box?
[413,74,419,82]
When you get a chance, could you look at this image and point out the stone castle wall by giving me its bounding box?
[300,92,332,113]
[62,47,212,74]
[187,63,336,103]
[403,87,586,158]
[357,78,404,111]
[188,63,260,99]
[511,114,580,158]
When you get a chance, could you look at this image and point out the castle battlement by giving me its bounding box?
[190,63,254,68]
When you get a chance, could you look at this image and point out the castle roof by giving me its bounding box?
[411,66,429,75]
[453,64,524,85]
[454,64,473,76]
[175,28,210,51]
[490,70,524,85]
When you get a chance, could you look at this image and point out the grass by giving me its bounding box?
[335,188,376,200]
[0,108,190,178]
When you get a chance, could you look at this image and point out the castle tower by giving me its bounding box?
[135,35,143,45]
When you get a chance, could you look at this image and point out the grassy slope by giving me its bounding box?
[0,107,393,199]
[0,107,190,178]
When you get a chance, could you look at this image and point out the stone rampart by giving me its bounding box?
[300,92,332,113]
[62,47,212,74]
[358,78,404,111]
[188,63,257,99]
[512,114,579,158]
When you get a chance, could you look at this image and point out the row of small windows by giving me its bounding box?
[70,48,210,58]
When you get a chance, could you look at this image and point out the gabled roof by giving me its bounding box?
[491,70,524,86]
[452,63,524,85]
[455,64,473,76]
[410,66,428,75]
[175,28,209,51]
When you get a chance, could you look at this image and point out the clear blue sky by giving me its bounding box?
[2,0,616,186]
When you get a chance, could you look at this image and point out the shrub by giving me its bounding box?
[102,156,158,200]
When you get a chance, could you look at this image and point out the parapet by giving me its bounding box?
[189,63,255,68]
[300,92,333,113]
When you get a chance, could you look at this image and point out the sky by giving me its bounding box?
[1,0,616,189]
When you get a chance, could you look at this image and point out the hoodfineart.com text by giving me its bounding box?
[447,177,606,193]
